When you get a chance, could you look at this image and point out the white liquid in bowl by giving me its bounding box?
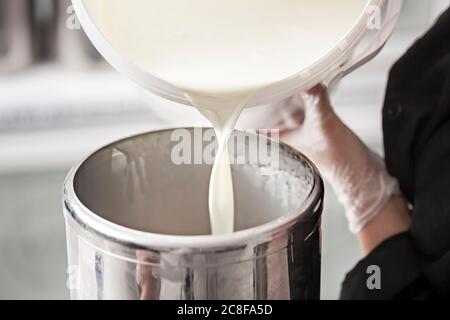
[81,0,367,234]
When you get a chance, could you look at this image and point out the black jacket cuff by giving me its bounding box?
[340,233,423,300]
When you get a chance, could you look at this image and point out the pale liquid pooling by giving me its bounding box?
[82,0,367,234]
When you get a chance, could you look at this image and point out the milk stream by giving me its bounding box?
[82,0,366,234]
[188,92,255,234]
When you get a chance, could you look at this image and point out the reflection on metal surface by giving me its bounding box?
[63,128,323,300]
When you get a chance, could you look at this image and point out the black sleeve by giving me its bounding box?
[340,8,450,300]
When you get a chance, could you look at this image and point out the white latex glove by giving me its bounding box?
[240,85,401,234]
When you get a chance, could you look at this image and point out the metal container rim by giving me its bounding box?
[63,127,324,251]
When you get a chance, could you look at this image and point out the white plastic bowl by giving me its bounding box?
[72,0,402,108]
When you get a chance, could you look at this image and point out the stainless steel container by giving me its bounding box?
[63,128,323,300]
[0,0,33,72]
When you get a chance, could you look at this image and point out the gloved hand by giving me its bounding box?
[239,85,401,234]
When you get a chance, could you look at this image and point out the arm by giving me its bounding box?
[242,8,450,299]
[247,84,441,299]
[357,195,411,255]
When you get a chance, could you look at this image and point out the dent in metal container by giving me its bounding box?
[63,128,323,300]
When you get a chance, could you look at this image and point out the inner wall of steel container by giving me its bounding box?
[72,128,320,236]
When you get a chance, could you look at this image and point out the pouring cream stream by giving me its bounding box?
[81,0,366,234]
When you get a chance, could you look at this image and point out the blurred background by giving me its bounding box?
[0,0,449,300]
